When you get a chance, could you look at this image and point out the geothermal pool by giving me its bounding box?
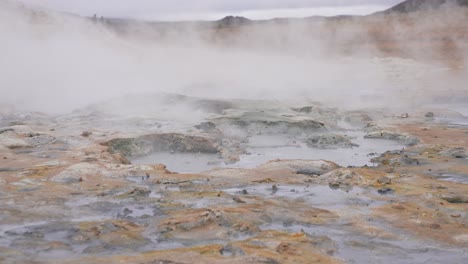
[131,132,405,173]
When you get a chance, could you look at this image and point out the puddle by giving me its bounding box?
[36,161,67,167]
[427,104,468,117]
[426,103,468,128]
[0,202,167,256]
[435,117,468,128]
[62,192,167,227]
[234,132,404,168]
[131,152,223,173]
[433,173,468,184]
[224,184,382,210]
[253,182,465,264]
[0,221,49,247]
[177,196,224,209]
[132,132,404,173]
[169,184,381,217]
[263,222,467,264]
[1,221,108,257]
[117,204,158,218]
[64,197,100,207]
[142,240,186,251]
[131,132,404,173]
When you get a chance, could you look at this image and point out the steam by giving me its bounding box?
[0,1,467,114]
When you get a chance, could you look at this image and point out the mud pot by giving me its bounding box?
[1,94,467,264]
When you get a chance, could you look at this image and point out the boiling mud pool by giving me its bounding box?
[132,132,404,173]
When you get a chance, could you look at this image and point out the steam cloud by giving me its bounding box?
[0,1,467,114]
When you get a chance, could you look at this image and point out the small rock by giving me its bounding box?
[241,189,248,195]
[429,223,441,229]
[194,122,217,133]
[118,187,151,199]
[322,169,358,189]
[365,131,419,146]
[440,147,466,159]
[328,182,341,189]
[233,197,246,203]
[371,151,420,166]
[392,204,405,210]
[81,131,92,137]
[282,219,294,227]
[272,184,278,194]
[425,112,435,118]
[306,134,358,149]
[259,214,272,223]
[0,128,15,134]
[200,211,211,217]
[378,188,395,195]
[221,244,245,257]
[276,242,295,254]
[24,231,44,239]
[378,176,392,185]
[120,208,133,217]
[252,178,275,183]
[233,222,258,233]
[296,168,321,176]
[440,194,468,204]
[292,106,314,113]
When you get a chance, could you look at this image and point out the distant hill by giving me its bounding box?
[217,16,251,26]
[382,0,468,13]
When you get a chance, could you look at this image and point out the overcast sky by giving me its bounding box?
[16,0,402,20]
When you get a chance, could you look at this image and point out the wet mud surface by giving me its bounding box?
[1,94,467,263]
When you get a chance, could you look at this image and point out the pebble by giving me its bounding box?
[378,176,392,185]
[233,197,246,203]
[81,131,92,137]
[378,188,395,195]
[272,184,279,194]
[425,112,435,118]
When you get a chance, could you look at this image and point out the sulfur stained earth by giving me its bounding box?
[0,96,467,264]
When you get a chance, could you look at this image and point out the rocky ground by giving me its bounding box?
[0,94,467,263]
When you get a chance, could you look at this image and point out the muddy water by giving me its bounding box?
[2,182,465,263]
[430,104,468,116]
[224,184,468,264]
[131,133,404,173]
[3,94,467,263]
[427,104,468,127]
[264,222,467,264]
[131,152,223,173]
[436,116,468,128]
[235,132,404,169]
[432,173,468,184]
[223,184,379,210]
